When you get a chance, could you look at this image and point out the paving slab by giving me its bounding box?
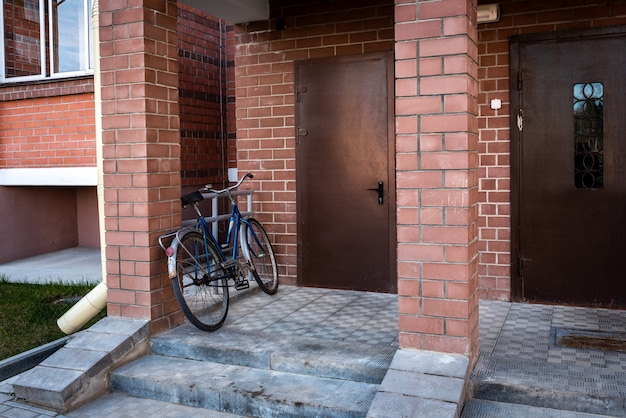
[368,391,458,418]
[368,349,470,418]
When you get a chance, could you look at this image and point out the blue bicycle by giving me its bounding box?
[159,173,278,331]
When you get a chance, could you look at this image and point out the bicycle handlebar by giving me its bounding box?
[202,172,253,195]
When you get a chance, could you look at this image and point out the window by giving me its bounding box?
[1,0,93,83]
[573,82,604,189]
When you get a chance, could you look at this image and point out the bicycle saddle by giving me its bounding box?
[181,191,204,207]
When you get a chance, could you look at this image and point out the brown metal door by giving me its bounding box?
[511,28,626,307]
[295,53,395,293]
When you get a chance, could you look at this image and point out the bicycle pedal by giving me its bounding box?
[220,259,239,268]
[234,280,249,290]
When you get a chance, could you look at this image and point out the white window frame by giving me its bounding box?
[0,0,93,84]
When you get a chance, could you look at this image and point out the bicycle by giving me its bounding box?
[158,173,278,331]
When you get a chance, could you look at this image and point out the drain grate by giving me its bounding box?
[553,328,626,353]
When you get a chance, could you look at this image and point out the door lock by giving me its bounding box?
[367,181,384,205]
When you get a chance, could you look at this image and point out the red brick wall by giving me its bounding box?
[476,0,626,300]
[0,8,234,175]
[99,0,182,331]
[395,0,479,355]
[235,0,394,284]
[178,4,236,188]
[0,79,96,168]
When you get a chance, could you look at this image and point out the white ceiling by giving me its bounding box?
[180,0,269,24]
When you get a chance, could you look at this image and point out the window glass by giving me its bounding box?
[3,0,43,79]
[2,0,92,82]
[53,0,88,74]
[574,82,604,189]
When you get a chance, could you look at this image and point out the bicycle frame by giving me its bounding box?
[213,195,266,269]
[159,178,263,284]
[195,199,247,263]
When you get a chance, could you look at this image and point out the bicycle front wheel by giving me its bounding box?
[174,231,229,331]
[242,218,278,294]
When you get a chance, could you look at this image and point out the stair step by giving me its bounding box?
[461,399,619,418]
[66,392,250,417]
[150,325,396,384]
[470,356,626,416]
[110,354,379,418]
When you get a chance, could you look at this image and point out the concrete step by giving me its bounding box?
[469,356,626,417]
[77,393,251,417]
[461,399,620,418]
[107,323,396,417]
[149,325,396,384]
[10,317,150,413]
[110,354,379,417]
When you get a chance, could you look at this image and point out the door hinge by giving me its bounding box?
[296,86,307,102]
[296,128,308,145]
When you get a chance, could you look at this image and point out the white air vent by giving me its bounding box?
[477,4,500,24]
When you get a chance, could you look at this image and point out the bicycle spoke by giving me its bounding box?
[173,231,229,331]
[243,218,279,295]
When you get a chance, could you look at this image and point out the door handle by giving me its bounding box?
[367,181,384,205]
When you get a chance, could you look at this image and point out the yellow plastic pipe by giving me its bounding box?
[57,0,108,334]
[57,282,107,334]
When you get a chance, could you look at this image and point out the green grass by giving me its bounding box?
[0,277,106,360]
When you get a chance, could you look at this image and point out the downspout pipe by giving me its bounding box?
[57,0,107,334]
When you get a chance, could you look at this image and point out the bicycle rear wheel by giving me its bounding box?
[242,218,278,294]
[173,231,229,331]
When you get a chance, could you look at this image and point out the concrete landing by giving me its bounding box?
[463,300,626,417]
[0,247,102,285]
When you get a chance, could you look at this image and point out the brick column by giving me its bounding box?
[99,0,182,334]
[395,0,479,359]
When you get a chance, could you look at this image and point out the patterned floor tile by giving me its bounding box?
[223,286,399,347]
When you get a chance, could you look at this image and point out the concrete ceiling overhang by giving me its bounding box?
[180,0,269,24]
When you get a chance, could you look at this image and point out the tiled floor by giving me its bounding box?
[223,285,399,347]
[473,299,626,414]
[479,300,626,370]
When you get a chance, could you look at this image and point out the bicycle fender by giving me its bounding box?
[167,254,177,279]
[239,221,255,272]
[166,227,196,279]
[167,238,179,279]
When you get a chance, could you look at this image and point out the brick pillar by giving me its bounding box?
[395,0,479,359]
[99,0,182,334]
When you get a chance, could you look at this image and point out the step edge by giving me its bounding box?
[110,354,379,418]
[471,380,626,416]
